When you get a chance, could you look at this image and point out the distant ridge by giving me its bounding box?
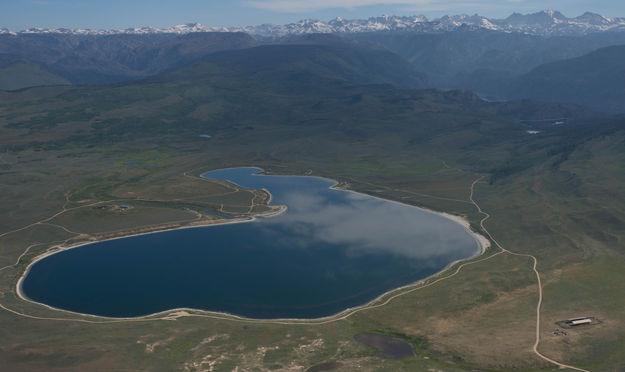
[508,45,625,113]
[2,10,625,38]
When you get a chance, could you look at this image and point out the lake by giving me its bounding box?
[20,167,480,319]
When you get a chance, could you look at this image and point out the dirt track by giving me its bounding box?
[0,174,592,371]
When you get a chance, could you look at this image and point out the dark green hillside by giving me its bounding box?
[0,33,424,87]
[509,45,625,113]
[168,44,428,88]
[0,32,258,84]
[0,46,593,176]
[0,54,69,90]
[347,30,625,89]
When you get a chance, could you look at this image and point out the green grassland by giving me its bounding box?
[0,55,624,371]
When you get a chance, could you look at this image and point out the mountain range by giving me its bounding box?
[1,10,624,112]
[2,10,625,38]
[0,32,258,85]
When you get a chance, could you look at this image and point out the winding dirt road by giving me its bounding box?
[0,175,592,371]
[469,177,590,372]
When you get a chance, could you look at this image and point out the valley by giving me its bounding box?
[1,8,625,371]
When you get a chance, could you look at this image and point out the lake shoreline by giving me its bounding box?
[16,167,490,322]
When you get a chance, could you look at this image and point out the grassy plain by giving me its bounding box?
[0,63,624,371]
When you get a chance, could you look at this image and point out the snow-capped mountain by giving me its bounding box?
[494,10,624,34]
[243,11,625,37]
[3,10,625,37]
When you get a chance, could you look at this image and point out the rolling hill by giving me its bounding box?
[508,45,625,113]
[347,30,625,89]
[165,43,429,89]
[0,42,593,168]
[0,54,69,90]
[0,32,258,84]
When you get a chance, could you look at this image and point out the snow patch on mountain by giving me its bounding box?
[3,10,625,37]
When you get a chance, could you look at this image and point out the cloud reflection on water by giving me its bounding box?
[257,183,476,260]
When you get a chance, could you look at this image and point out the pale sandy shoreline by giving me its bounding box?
[15,167,490,323]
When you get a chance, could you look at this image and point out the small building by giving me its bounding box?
[570,319,592,326]
[556,316,598,328]
[566,317,592,326]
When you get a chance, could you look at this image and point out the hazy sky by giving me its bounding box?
[1,0,624,31]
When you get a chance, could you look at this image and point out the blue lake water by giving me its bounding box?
[20,167,479,319]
